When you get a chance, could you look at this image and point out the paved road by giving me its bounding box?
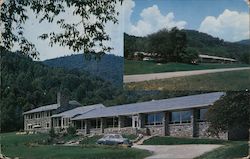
[124,67,250,83]
[133,144,222,159]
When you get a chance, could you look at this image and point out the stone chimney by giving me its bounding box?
[57,92,69,107]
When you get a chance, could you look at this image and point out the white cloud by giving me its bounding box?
[199,9,249,42]
[126,5,187,36]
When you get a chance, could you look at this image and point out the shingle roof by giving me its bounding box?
[23,104,59,115]
[23,100,82,115]
[72,92,224,120]
[51,104,105,118]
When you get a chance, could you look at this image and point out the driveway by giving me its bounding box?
[124,67,250,83]
[133,144,222,159]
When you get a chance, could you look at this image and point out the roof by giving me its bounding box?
[199,54,237,62]
[23,100,82,115]
[51,104,105,118]
[72,92,224,120]
[23,104,59,115]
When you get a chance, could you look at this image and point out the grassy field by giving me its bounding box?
[124,60,250,75]
[0,132,150,159]
[125,69,250,91]
[195,141,249,159]
[143,136,249,159]
[143,136,228,145]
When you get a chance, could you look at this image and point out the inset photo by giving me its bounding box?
[123,0,250,91]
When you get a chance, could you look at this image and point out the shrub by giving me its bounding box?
[49,128,56,138]
[67,126,76,135]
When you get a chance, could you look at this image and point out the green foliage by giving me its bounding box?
[0,49,121,132]
[49,128,56,138]
[67,126,76,135]
[79,135,103,145]
[195,141,249,159]
[1,132,151,159]
[206,92,250,136]
[43,54,123,86]
[124,60,250,75]
[0,0,122,59]
[124,30,250,64]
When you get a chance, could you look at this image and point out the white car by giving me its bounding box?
[97,134,132,147]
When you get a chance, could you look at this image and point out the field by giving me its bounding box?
[143,136,249,159]
[124,60,250,75]
[125,69,250,91]
[0,132,150,159]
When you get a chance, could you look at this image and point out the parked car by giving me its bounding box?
[97,134,132,147]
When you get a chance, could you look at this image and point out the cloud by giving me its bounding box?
[13,3,128,60]
[126,5,187,36]
[199,9,249,42]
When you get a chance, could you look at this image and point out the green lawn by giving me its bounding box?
[124,60,250,75]
[125,69,250,91]
[0,132,150,159]
[195,141,249,159]
[143,136,249,159]
[143,136,228,145]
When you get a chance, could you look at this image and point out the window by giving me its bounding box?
[46,123,50,128]
[124,116,132,127]
[170,110,192,124]
[145,113,164,126]
[199,108,208,121]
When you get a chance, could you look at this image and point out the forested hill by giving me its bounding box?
[236,39,250,45]
[0,50,122,131]
[43,54,123,85]
[125,30,250,64]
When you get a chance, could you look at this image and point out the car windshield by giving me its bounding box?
[114,135,122,139]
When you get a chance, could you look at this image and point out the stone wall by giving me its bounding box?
[145,125,164,136]
[198,122,228,140]
[169,123,193,137]
[24,117,51,133]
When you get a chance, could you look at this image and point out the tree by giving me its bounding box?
[180,47,199,64]
[206,91,250,137]
[0,0,122,59]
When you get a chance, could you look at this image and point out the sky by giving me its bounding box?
[16,0,249,60]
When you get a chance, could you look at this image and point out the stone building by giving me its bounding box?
[23,92,81,132]
[24,92,246,140]
[71,92,229,139]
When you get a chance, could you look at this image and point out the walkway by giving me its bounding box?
[133,144,222,159]
[124,67,250,83]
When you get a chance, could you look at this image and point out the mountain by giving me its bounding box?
[235,39,250,45]
[0,50,122,132]
[43,54,123,85]
[124,30,250,64]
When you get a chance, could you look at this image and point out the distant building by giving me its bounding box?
[198,54,237,63]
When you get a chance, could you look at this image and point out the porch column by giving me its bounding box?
[100,118,106,133]
[138,114,145,128]
[118,116,125,129]
[163,112,170,136]
[84,120,90,134]
[80,120,83,129]
[191,108,199,137]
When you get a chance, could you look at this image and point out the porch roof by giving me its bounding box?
[51,104,105,118]
[72,92,224,120]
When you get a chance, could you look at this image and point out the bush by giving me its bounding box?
[49,128,56,138]
[67,126,76,135]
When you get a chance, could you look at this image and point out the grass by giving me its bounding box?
[195,141,249,159]
[143,136,229,145]
[0,132,151,159]
[125,69,250,91]
[143,136,249,159]
[125,60,250,75]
